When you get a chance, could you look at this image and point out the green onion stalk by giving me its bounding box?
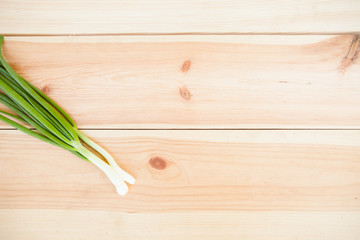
[0,36,135,195]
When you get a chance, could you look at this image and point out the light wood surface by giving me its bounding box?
[1,210,359,240]
[1,130,360,239]
[1,130,359,211]
[1,0,360,35]
[1,1,359,239]
[1,35,359,129]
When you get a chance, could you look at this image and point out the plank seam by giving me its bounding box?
[1,128,360,131]
[2,32,360,37]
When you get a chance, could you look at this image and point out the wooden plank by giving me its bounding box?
[1,35,360,129]
[0,130,359,212]
[1,0,360,35]
[1,210,359,240]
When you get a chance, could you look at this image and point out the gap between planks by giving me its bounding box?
[1,128,360,131]
[2,32,360,37]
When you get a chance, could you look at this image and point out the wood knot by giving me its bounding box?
[149,157,167,170]
[41,85,51,94]
[339,34,359,73]
[179,86,192,101]
[180,60,191,73]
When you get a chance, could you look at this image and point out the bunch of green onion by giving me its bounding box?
[0,36,135,195]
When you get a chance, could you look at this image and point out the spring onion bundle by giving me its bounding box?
[0,36,135,195]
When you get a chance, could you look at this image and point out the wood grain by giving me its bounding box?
[0,130,359,212]
[1,210,359,240]
[1,35,360,129]
[1,0,360,35]
[1,1,359,239]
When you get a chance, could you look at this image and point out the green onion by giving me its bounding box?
[0,36,135,196]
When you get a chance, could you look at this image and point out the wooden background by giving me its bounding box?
[0,1,360,239]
